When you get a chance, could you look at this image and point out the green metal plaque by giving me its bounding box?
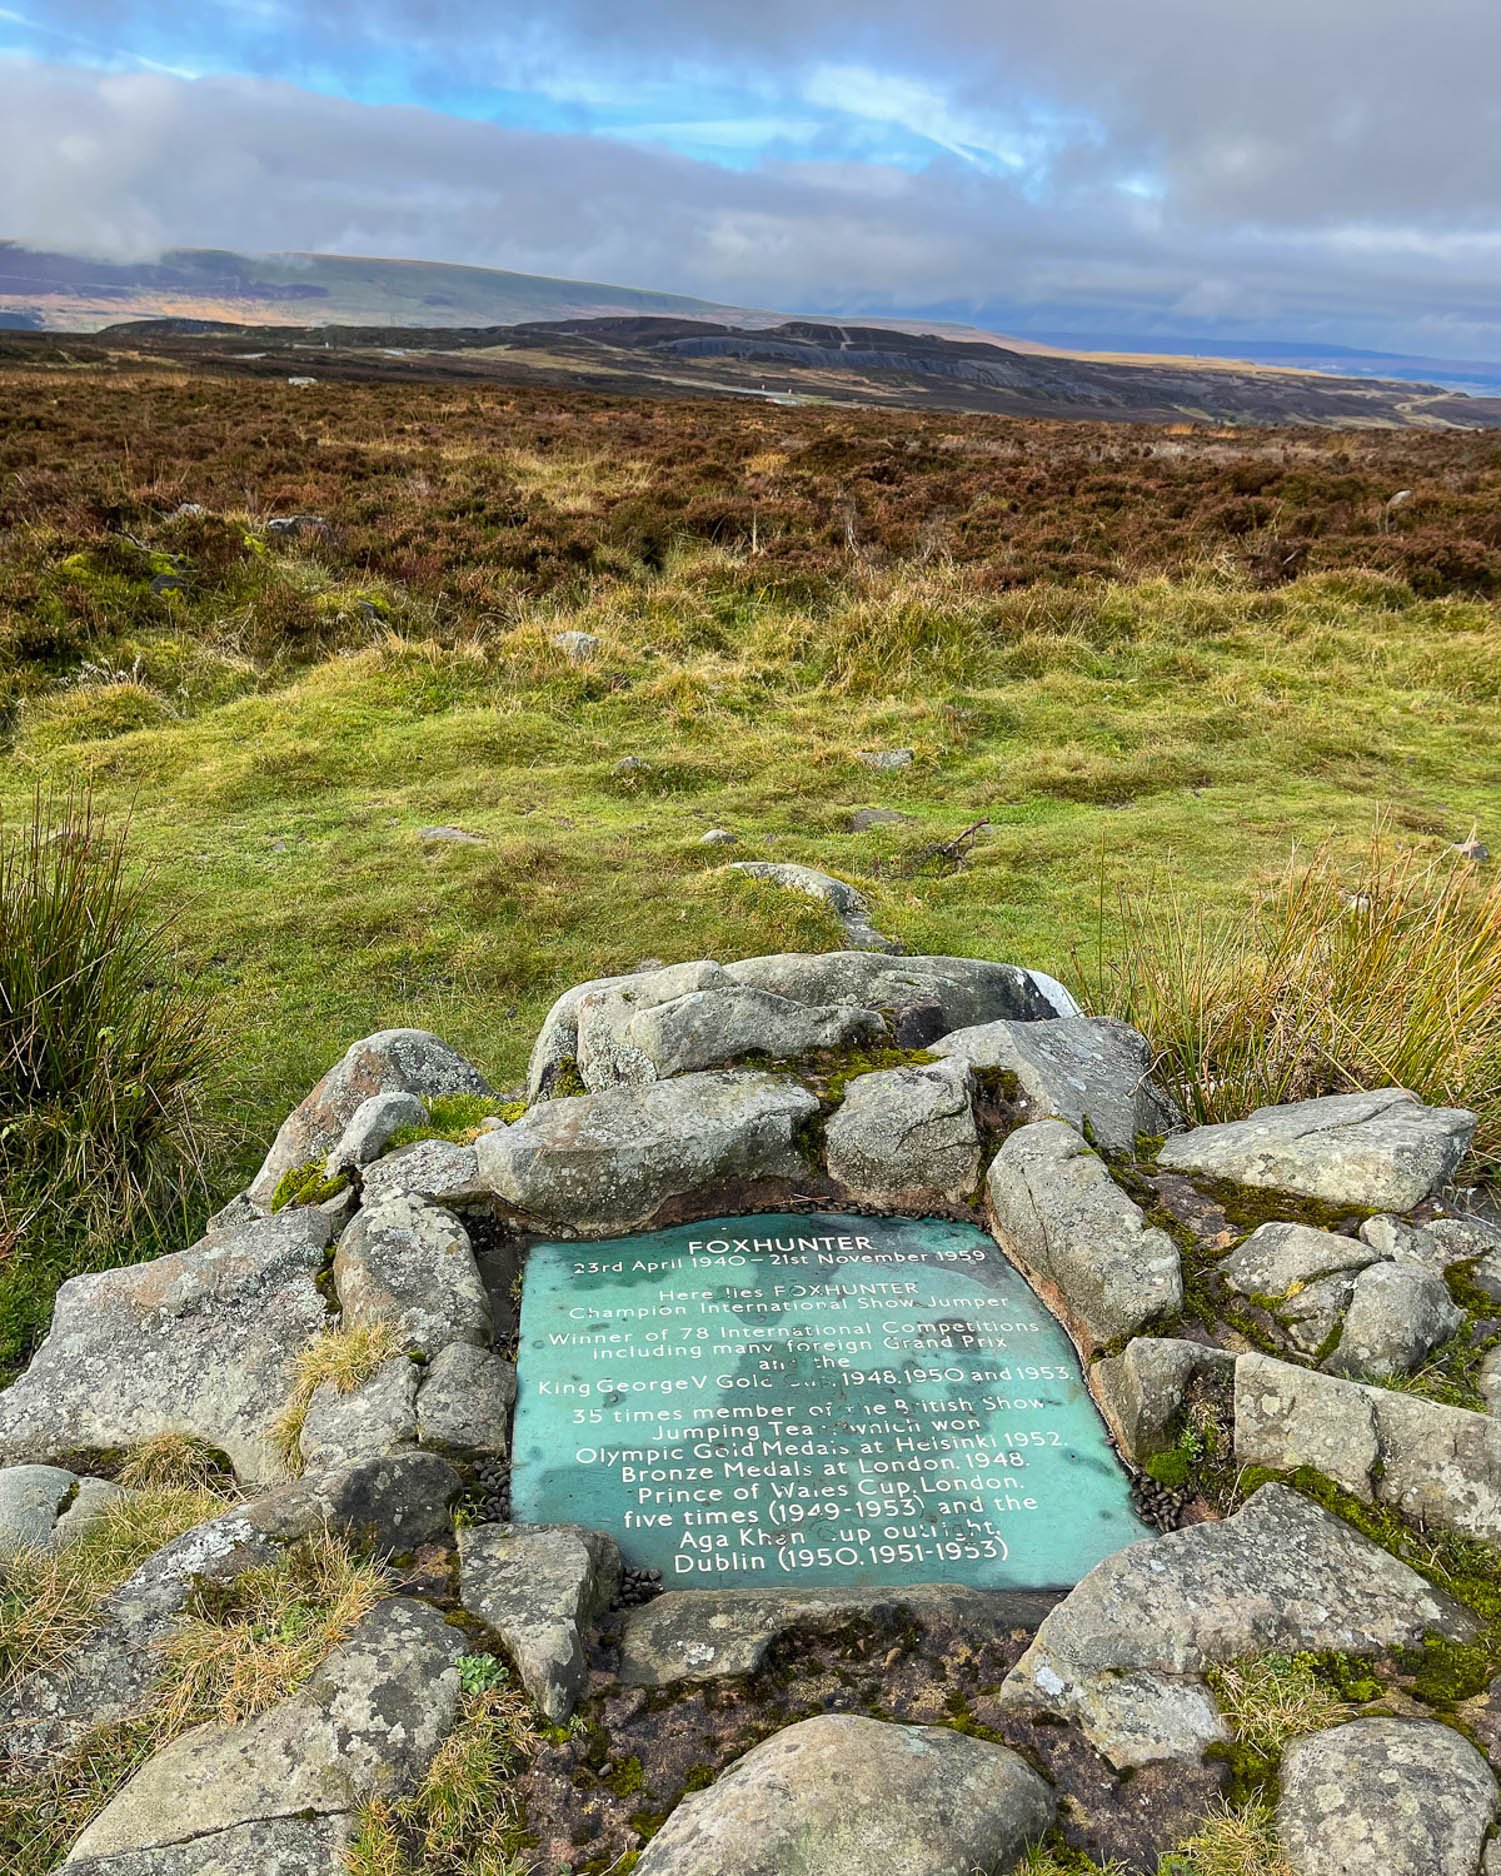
[511,1213,1147,1590]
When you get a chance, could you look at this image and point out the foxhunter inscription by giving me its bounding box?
[511,1212,1147,1589]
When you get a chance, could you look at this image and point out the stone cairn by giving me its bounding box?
[1,949,1498,1875]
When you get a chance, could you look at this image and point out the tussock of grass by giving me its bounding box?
[1206,1655,1353,1757]
[346,1682,536,1876]
[118,1431,232,1494]
[1160,1802,1292,1876]
[0,1482,229,1689]
[1081,831,1501,1159]
[271,1321,407,1474]
[1017,1847,1131,1874]
[387,1090,504,1151]
[158,1529,388,1730]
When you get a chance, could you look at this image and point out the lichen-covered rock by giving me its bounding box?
[726,862,899,951]
[67,1599,463,1861]
[824,1061,981,1207]
[298,1357,418,1472]
[356,1138,486,1209]
[576,974,884,1089]
[987,1120,1182,1352]
[0,1210,334,1485]
[1276,1718,1498,1876]
[1156,1088,1475,1210]
[1361,1210,1501,1271]
[1091,1338,1236,1465]
[1235,1352,1501,1541]
[248,1029,492,1208]
[475,1070,820,1235]
[1220,1223,1381,1299]
[1323,1260,1463,1380]
[416,1343,516,1460]
[333,1197,491,1357]
[325,1091,428,1175]
[246,1449,460,1553]
[931,1014,1178,1153]
[65,1815,356,1876]
[997,1485,1473,1769]
[0,1464,80,1558]
[525,952,1077,1101]
[633,1714,1055,1876]
[458,1522,620,1722]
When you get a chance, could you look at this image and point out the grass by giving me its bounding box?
[271,1320,408,1473]
[1205,1655,1353,1759]
[1160,1804,1292,1876]
[346,1679,537,1876]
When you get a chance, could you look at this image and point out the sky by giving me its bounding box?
[5,1,1501,357]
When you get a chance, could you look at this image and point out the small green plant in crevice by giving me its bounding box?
[386,1091,513,1151]
[270,1159,350,1212]
[545,1056,588,1099]
[1159,1799,1293,1876]
[1017,1843,1132,1875]
[345,1683,537,1876]
[271,1319,408,1473]
[1204,1654,1356,1803]
[457,1652,511,1697]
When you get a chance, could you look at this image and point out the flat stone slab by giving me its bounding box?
[634,1713,1054,1876]
[510,1212,1146,1592]
[1157,1088,1475,1210]
[823,1061,981,1207]
[65,1815,357,1876]
[998,1483,1474,1769]
[1277,1718,1499,1876]
[617,1584,1061,1687]
[931,1014,1178,1153]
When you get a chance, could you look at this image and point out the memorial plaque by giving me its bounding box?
[511,1212,1147,1590]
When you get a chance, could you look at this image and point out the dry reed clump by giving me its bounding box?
[271,1320,408,1473]
[1080,832,1501,1160]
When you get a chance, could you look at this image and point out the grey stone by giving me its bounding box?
[68,1599,462,1860]
[617,1585,1060,1689]
[475,1070,820,1235]
[264,514,327,538]
[0,1210,334,1485]
[1278,1274,1361,1359]
[333,1197,491,1357]
[51,1476,125,1547]
[998,1484,1474,1769]
[931,1014,1179,1153]
[249,1030,492,1208]
[891,996,945,1047]
[1480,1347,1501,1415]
[987,1120,1183,1352]
[1276,1718,1498,1876]
[298,1357,418,1472]
[699,828,738,845]
[1454,838,1490,863]
[416,1343,516,1460]
[458,1522,620,1722]
[249,1450,460,1553]
[855,747,914,769]
[824,1061,982,1207]
[0,1463,78,1557]
[1220,1222,1381,1299]
[849,807,912,831]
[1157,1088,1476,1210]
[325,1091,427,1174]
[65,1815,356,1876]
[727,861,899,952]
[1362,1211,1501,1279]
[524,951,1079,1101]
[552,629,601,661]
[576,969,884,1090]
[417,824,483,845]
[1324,1260,1464,1380]
[1234,1352,1501,1541]
[1091,1338,1236,1465]
[634,1714,1054,1876]
[357,1138,486,1209]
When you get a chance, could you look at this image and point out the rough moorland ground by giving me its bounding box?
[2,362,1498,1196]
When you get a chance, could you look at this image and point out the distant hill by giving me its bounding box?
[0,242,766,332]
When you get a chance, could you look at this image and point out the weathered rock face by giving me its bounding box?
[987,1120,1182,1351]
[824,1061,981,1207]
[333,1197,492,1357]
[1360,1210,1501,1273]
[525,951,1078,1099]
[325,1090,428,1175]
[1235,1352,1501,1542]
[1091,1338,1236,1465]
[248,1029,492,1207]
[1157,1088,1475,1209]
[476,1070,820,1235]
[1324,1260,1463,1380]
[997,1485,1473,1769]
[0,1464,82,1558]
[68,1599,463,1862]
[66,1815,356,1876]
[726,861,900,952]
[931,1014,1179,1153]
[1221,1222,1381,1298]
[356,1137,487,1210]
[458,1522,621,1722]
[298,1357,418,1472]
[577,974,885,1090]
[246,1450,461,1554]
[0,1210,334,1485]
[415,1343,516,1460]
[1276,1718,1499,1876]
[633,1714,1055,1876]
